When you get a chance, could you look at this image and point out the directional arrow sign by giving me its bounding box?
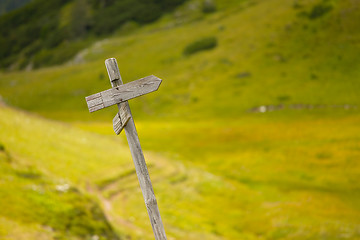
[85,75,162,112]
[85,58,167,239]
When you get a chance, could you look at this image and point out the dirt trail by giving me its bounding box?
[88,151,188,237]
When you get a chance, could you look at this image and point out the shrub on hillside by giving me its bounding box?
[308,3,332,19]
[32,41,89,68]
[92,0,186,35]
[183,37,218,56]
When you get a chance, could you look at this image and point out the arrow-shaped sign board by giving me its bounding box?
[86,75,162,112]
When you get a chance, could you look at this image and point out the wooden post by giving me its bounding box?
[105,58,167,240]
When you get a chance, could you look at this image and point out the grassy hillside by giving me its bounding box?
[0,104,126,239]
[0,0,359,121]
[0,0,360,239]
[0,0,185,69]
[1,103,360,239]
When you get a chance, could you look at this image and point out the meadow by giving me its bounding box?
[0,0,359,239]
[1,104,359,239]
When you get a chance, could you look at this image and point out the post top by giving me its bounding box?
[105,58,122,83]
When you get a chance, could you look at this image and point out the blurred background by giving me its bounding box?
[0,0,359,239]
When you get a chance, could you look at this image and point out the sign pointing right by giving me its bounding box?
[86,75,162,113]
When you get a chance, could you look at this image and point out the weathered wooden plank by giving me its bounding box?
[85,92,101,101]
[105,58,167,240]
[89,103,104,113]
[85,75,162,112]
[112,103,131,135]
[113,113,122,133]
[86,93,104,112]
[106,58,121,81]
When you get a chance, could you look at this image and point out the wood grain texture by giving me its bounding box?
[85,75,162,113]
[112,103,131,135]
[105,58,121,81]
[105,58,167,240]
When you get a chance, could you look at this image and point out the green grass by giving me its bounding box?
[2,88,359,239]
[0,0,360,239]
[74,109,360,240]
[0,105,126,239]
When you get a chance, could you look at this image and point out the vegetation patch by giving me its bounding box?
[277,95,291,102]
[235,72,251,79]
[183,37,218,56]
[96,168,136,190]
[316,151,333,159]
[0,0,186,69]
[15,168,42,179]
[308,2,333,19]
[0,160,120,240]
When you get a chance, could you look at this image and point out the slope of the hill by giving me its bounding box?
[2,103,360,240]
[0,104,128,239]
[0,0,359,121]
[0,0,186,69]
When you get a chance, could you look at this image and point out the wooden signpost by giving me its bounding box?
[85,58,167,240]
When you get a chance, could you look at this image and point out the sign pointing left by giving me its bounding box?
[85,75,162,112]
